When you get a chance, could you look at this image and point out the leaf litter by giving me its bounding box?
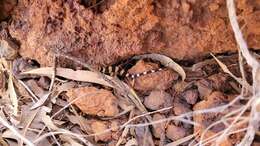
[2,52,260,145]
[0,0,260,145]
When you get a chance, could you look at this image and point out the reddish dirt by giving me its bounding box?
[166,124,190,141]
[37,76,51,90]
[173,95,192,116]
[90,120,112,142]
[7,0,260,68]
[0,0,259,145]
[181,89,199,105]
[152,114,166,139]
[144,90,173,110]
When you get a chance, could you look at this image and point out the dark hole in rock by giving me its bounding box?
[80,0,114,14]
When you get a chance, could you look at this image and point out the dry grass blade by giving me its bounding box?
[227,1,259,68]
[17,80,39,102]
[195,127,248,146]
[211,53,252,91]
[238,50,248,95]
[116,127,129,146]
[0,114,34,146]
[49,55,57,92]
[125,138,138,146]
[19,108,40,146]
[121,106,173,128]
[21,67,114,87]
[128,88,148,114]
[224,0,260,145]
[40,107,92,145]
[0,136,8,146]
[30,92,51,110]
[7,72,18,116]
[112,80,155,125]
[133,53,186,81]
[34,130,93,146]
[33,100,245,146]
[201,116,248,145]
[126,116,198,128]
[0,58,8,71]
[116,110,134,146]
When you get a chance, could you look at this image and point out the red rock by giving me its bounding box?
[173,97,191,116]
[209,73,232,93]
[37,76,50,90]
[66,87,119,117]
[90,120,112,142]
[182,89,199,105]
[196,79,213,99]
[9,0,260,68]
[152,114,166,138]
[144,90,173,110]
[166,124,188,141]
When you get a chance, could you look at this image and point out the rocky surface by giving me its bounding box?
[0,0,258,145]
[7,0,260,68]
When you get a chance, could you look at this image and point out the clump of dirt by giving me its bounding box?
[182,89,199,105]
[37,76,51,90]
[152,113,166,138]
[144,90,173,110]
[7,0,260,68]
[66,86,120,117]
[90,120,112,142]
[166,124,190,141]
[173,95,192,116]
